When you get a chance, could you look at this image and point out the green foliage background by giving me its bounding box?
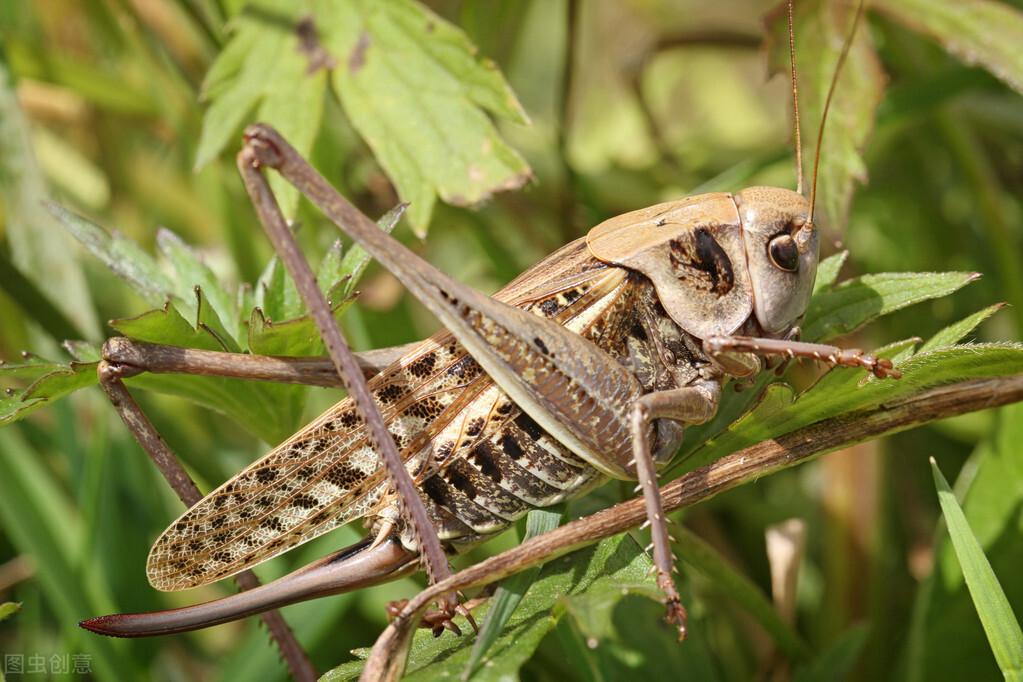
[1,0,1022,680]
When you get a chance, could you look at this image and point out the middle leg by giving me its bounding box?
[629,379,722,640]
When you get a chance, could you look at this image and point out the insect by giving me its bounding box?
[78,0,891,676]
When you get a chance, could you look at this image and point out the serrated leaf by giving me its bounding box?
[920,303,1006,354]
[194,287,242,353]
[195,0,326,216]
[812,250,849,295]
[770,1,885,232]
[875,0,1023,97]
[157,228,239,342]
[930,458,1023,681]
[62,340,101,363]
[111,305,301,443]
[320,0,531,234]
[316,239,346,296]
[0,356,98,427]
[463,508,562,680]
[325,535,658,682]
[110,304,226,352]
[803,271,979,342]
[257,256,303,323]
[334,203,405,302]
[685,342,1023,472]
[46,202,175,308]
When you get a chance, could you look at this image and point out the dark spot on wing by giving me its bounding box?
[378,383,405,405]
[290,494,318,509]
[407,353,436,378]
[499,433,525,461]
[471,442,503,483]
[422,476,449,507]
[445,467,477,500]
[514,413,543,440]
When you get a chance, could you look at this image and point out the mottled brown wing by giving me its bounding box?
[146,239,618,591]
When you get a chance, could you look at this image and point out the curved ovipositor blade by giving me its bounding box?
[586,192,753,340]
[81,537,416,637]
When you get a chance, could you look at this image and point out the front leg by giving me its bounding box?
[704,335,901,379]
[630,380,721,639]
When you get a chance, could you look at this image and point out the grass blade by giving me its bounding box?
[462,508,562,680]
[930,457,1023,681]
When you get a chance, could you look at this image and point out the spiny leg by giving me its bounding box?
[236,147,470,633]
[704,336,901,379]
[629,380,721,640]
[102,336,420,385]
[96,361,317,682]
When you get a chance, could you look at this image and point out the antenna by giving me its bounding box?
[807,0,866,225]
[787,0,803,196]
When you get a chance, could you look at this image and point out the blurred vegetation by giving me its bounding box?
[1,0,1023,680]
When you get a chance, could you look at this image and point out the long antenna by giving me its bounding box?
[787,0,803,195]
[807,0,866,224]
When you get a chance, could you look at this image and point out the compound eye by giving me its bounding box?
[767,234,799,272]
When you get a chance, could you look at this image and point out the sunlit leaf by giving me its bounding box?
[195,0,326,216]
[803,271,979,341]
[157,228,239,342]
[320,0,531,233]
[325,535,659,681]
[771,0,886,233]
[876,0,1023,96]
[47,203,175,309]
[920,303,1006,353]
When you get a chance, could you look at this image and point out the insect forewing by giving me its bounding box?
[147,240,614,591]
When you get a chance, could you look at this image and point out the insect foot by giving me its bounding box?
[386,596,479,638]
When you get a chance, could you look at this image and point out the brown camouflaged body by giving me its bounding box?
[145,237,720,591]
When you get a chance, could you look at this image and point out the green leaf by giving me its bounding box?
[321,0,531,234]
[46,202,176,309]
[920,303,1006,353]
[257,255,304,323]
[803,271,979,342]
[111,304,226,352]
[325,534,659,681]
[463,508,563,680]
[195,0,326,215]
[875,0,1023,97]
[772,0,886,232]
[681,342,1023,473]
[930,458,1023,682]
[812,250,849,295]
[0,57,99,338]
[906,404,1023,682]
[334,203,406,302]
[0,602,20,622]
[111,305,301,443]
[317,239,346,297]
[157,228,239,342]
[0,354,98,427]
